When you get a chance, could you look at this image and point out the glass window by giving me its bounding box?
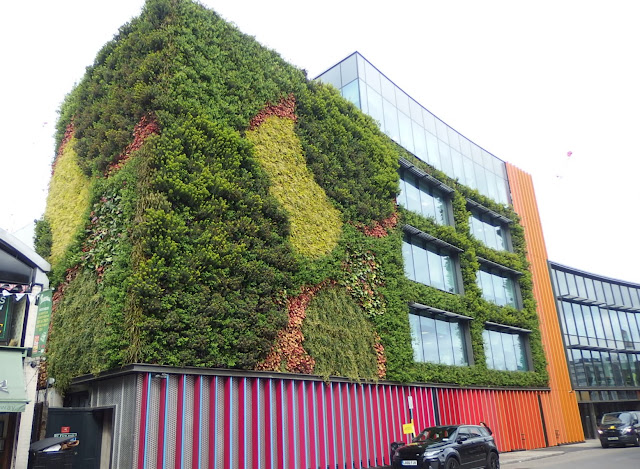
[366,85,384,128]
[593,280,606,303]
[612,284,623,305]
[483,328,529,371]
[318,64,341,89]
[380,75,396,105]
[584,278,596,300]
[620,286,632,306]
[438,139,453,176]
[447,127,461,152]
[409,98,423,124]
[383,98,399,142]
[575,276,587,298]
[422,109,437,135]
[364,60,381,93]
[395,88,411,116]
[555,271,567,296]
[410,311,468,366]
[425,131,441,169]
[403,233,459,293]
[469,211,509,251]
[566,273,578,297]
[412,122,428,162]
[398,170,450,225]
[341,79,360,108]
[571,349,587,387]
[402,239,415,280]
[398,111,414,153]
[435,119,449,143]
[340,55,358,87]
[477,267,518,308]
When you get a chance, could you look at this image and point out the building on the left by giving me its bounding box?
[0,228,51,469]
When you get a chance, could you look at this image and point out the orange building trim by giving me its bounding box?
[506,163,584,444]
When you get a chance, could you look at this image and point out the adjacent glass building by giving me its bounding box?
[317,52,511,205]
[549,261,640,438]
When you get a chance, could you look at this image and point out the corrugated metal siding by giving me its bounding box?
[506,163,584,444]
[121,372,563,468]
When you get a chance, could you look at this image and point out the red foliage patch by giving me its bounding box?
[373,334,387,378]
[356,209,399,238]
[51,122,75,175]
[257,281,330,374]
[248,93,297,130]
[107,113,160,175]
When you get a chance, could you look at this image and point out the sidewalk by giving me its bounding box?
[500,439,598,465]
[374,439,598,468]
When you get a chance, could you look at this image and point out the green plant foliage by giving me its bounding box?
[48,268,112,391]
[246,115,342,258]
[296,82,399,224]
[126,114,298,368]
[46,0,548,391]
[303,286,379,380]
[44,138,91,266]
[34,217,52,259]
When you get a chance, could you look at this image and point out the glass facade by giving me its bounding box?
[316,52,511,206]
[469,211,509,251]
[476,268,518,308]
[403,232,459,294]
[409,311,468,366]
[550,263,640,396]
[398,168,450,225]
[483,328,529,371]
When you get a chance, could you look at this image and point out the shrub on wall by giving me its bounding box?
[45,0,548,391]
[246,109,342,259]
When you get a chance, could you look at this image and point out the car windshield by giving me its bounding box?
[413,426,458,443]
[601,412,633,425]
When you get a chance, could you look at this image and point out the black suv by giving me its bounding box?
[391,424,499,469]
[597,411,640,448]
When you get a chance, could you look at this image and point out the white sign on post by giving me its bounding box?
[407,395,414,410]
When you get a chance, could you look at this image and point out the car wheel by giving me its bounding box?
[600,440,609,448]
[634,435,640,447]
[445,457,460,469]
[485,452,499,469]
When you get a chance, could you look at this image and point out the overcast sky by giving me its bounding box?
[1,0,639,283]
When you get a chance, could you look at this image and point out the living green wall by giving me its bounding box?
[41,0,547,390]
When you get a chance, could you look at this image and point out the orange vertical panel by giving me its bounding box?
[506,163,584,444]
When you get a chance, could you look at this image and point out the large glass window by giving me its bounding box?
[409,311,469,366]
[482,329,529,371]
[469,210,509,251]
[476,268,518,307]
[403,234,459,293]
[398,170,450,225]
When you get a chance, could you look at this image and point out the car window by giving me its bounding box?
[602,412,633,425]
[467,427,483,438]
[414,426,458,443]
[477,426,491,437]
[457,426,472,439]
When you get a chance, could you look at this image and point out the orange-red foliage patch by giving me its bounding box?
[248,93,296,130]
[107,113,160,175]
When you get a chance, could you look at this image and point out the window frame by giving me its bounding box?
[409,303,474,367]
[466,199,513,252]
[403,225,464,295]
[476,258,522,309]
[398,158,455,226]
[482,322,533,372]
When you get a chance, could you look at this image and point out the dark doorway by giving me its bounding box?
[43,407,113,469]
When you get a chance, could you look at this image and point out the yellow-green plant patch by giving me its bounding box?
[247,115,342,258]
[45,138,91,265]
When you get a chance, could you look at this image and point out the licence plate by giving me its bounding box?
[402,461,418,466]
[608,437,619,441]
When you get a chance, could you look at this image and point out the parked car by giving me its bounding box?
[391,424,499,469]
[597,411,640,448]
